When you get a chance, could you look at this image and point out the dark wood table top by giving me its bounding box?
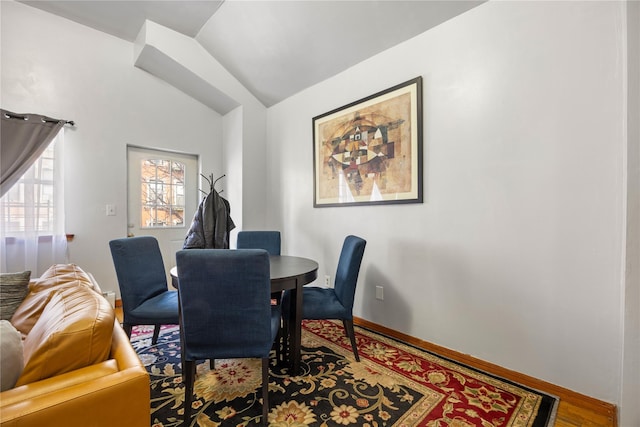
[268,255,318,289]
[170,255,318,286]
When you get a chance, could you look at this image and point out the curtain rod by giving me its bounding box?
[3,111,75,126]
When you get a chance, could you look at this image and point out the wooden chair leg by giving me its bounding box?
[342,319,360,362]
[152,324,161,344]
[261,357,269,426]
[183,360,196,425]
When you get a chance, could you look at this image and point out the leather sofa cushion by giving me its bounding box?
[16,285,114,386]
[34,264,98,291]
[11,264,98,336]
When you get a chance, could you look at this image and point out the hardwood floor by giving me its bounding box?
[115,306,616,426]
[554,400,615,427]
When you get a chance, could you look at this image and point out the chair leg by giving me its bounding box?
[281,313,289,364]
[183,360,196,425]
[210,359,215,370]
[342,319,360,362]
[274,328,281,362]
[152,325,161,344]
[123,323,133,339]
[281,328,287,364]
[261,357,269,427]
[272,291,284,364]
[180,329,186,383]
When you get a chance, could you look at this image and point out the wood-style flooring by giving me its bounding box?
[114,307,616,426]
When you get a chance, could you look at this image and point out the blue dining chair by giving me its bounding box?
[237,230,284,358]
[109,236,179,344]
[176,249,280,426]
[237,230,281,255]
[283,235,366,361]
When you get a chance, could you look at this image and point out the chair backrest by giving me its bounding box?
[176,249,272,361]
[237,231,281,255]
[109,236,168,315]
[334,235,367,312]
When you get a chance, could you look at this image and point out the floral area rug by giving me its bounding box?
[131,320,558,427]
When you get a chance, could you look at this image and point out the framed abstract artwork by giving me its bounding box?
[313,77,423,207]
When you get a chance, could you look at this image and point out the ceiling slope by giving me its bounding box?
[197,1,485,106]
[17,0,485,108]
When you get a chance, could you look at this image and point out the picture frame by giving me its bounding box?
[313,76,423,207]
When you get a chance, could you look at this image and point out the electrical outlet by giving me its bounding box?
[324,275,331,287]
[376,286,384,300]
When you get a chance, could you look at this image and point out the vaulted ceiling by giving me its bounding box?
[18,0,484,107]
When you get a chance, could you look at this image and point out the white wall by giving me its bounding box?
[1,1,224,294]
[132,19,268,233]
[621,1,640,425]
[267,0,628,406]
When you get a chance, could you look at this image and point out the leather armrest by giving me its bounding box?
[0,360,119,407]
[0,322,150,427]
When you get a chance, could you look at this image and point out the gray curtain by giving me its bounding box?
[0,109,67,197]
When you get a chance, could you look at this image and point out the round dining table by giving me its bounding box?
[170,255,318,375]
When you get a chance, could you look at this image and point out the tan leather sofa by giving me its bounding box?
[0,264,149,427]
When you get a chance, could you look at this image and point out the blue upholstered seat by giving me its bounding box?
[176,249,280,426]
[237,230,281,255]
[109,236,179,344]
[283,235,366,361]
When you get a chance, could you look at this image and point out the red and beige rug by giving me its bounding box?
[131,320,557,427]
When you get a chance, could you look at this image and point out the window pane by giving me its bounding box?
[140,159,186,228]
[0,143,56,234]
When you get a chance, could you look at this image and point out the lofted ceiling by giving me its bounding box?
[18,0,484,108]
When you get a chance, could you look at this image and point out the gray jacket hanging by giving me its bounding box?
[183,189,235,249]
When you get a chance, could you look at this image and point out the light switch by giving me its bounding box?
[106,204,116,216]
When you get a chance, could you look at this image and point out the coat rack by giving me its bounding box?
[200,173,225,195]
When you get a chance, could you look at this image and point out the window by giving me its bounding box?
[1,143,57,234]
[140,159,186,228]
[0,131,67,274]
